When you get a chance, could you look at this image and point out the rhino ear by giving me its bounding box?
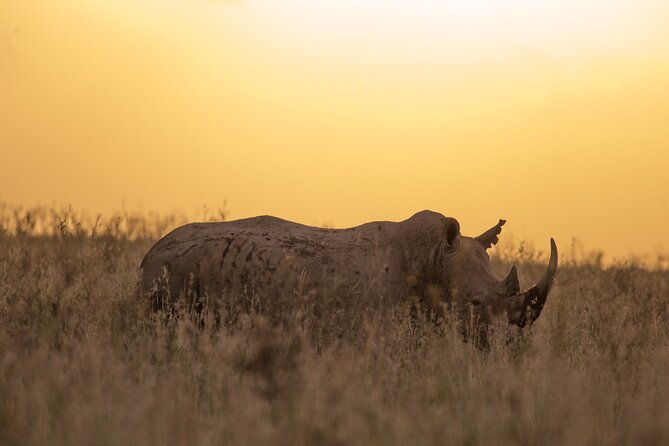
[441,218,461,249]
[476,219,506,249]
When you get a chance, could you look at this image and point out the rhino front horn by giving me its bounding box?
[507,238,558,327]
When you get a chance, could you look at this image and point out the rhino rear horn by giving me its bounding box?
[476,219,506,249]
[496,265,520,296]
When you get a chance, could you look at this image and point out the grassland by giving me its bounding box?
[1,205,668,445]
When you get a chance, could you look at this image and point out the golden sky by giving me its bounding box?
[1,0,668,259]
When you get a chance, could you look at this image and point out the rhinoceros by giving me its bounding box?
[139,210,557,334]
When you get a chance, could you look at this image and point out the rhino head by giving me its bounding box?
[435,218,558,337]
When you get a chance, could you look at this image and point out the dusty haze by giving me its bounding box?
[2,0,668,260]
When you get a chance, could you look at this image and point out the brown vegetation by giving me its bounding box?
[1,205,668,445]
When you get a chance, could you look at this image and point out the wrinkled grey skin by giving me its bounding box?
[140,210,557,337]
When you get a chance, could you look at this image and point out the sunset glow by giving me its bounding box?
[2,0,668,259]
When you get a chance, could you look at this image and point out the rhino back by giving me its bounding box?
[139,215,409,299]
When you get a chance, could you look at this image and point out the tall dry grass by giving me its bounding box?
[0,205,668,445]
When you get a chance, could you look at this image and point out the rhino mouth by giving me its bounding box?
[502,239,558,327]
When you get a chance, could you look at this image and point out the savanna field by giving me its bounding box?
[1,205,669,446]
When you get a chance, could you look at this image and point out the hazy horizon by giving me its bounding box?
[2,0,668,259]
